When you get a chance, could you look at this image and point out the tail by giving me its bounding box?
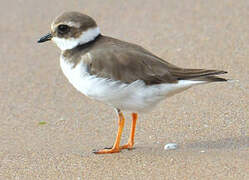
[171,69,228,82]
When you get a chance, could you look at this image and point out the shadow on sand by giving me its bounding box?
[185,136,249,150]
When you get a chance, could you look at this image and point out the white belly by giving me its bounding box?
[60,55,203,112]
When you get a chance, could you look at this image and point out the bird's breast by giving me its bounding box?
[60,55,94,97]
[60,55,129,101]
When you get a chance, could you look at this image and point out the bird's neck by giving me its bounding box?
[52,27,101,51]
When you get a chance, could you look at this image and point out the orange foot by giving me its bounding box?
[93,111,137,154]
[120,142,134,150]
[93,147,121,154]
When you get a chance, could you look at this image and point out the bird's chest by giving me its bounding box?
[60,56,95,96]
[60,56,119,100]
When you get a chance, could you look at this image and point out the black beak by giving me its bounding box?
[37,33,52,43]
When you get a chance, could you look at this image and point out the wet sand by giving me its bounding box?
[0,0,248,179]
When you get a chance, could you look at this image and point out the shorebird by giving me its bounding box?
[38,12,228,154]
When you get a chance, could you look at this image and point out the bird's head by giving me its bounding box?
[37,12,100,51]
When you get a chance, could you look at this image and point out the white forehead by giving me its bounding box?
[51,21,81,31]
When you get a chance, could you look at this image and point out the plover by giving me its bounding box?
[38,12,228,154]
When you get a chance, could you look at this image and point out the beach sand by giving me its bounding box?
[0,0,248,179]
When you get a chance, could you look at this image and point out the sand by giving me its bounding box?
[0,0,248,179]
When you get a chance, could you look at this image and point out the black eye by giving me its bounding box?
[58,25,70,34]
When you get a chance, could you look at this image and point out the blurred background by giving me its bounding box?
[0,0,248,179]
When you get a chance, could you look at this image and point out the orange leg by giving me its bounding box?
[120,113,138,150]
[93,109,125,154]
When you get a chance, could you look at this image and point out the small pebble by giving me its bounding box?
[164,143,178,150]
[204,124,208,128]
